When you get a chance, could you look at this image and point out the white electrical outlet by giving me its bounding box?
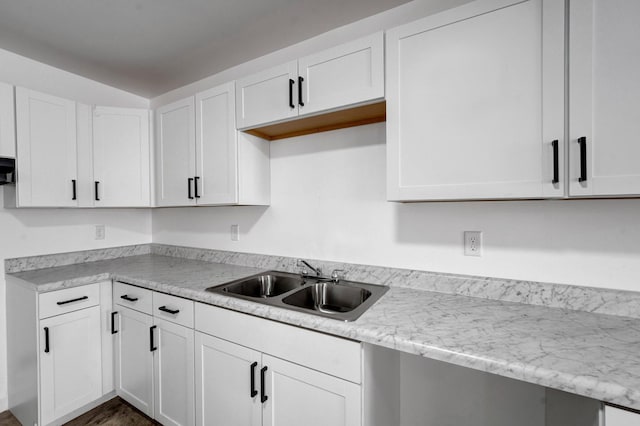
[231,224,240,241]
[464,231,482,256]
[95,225,105,240]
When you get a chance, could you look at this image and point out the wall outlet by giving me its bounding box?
[230,224,240,241]
[95,225,105,240]
[464,231,482,256]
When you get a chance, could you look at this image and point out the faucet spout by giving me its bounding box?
[297,259,322,277]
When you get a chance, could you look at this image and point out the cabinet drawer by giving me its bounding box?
[39,283,100,319]
[114,282,152,315]
[195,303,361,383]
[153,292,194,328]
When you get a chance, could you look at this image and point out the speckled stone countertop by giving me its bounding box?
[7,254,640,410]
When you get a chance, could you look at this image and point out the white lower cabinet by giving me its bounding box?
[114,306,154,416]
[194,302,362,426]
[114,284,195,425]
[39,305,103,425]
[605,405,640,426]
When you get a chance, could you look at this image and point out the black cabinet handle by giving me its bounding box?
[250,362,258,398]
[578,137,587,183]
[72,179,77,201]
[194,176,200,199]
[120,294,138,302]
[44,327,50,353]
[298,76,304,107]
[150,325,157,352]
[188,178,194,200]
[111,311,118,334]
[94,181,100,201]
[56,295,88,306]
[158,306,180,315]
[551,140,559,184]
[260,366,268,403]
[289,79,295,109]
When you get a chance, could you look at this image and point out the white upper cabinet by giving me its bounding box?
[0,82,15,158]
[568,0,640,197]
[195,82,238,205]
[15,87,78,207]
[298,32,384,116]
[236,61,299,130]
[386,0,564,201]
[236,33,384,130]
[92,106,151,207]
[156,83,270,207]
[156,97,197,207]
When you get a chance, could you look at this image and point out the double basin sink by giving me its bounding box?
[206,271,388,321]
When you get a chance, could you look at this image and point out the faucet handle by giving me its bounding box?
[330,269,346,283]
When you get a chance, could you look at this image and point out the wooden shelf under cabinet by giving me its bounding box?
[244,101,386,141]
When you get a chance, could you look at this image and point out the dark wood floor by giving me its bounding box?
[0,397,158,425]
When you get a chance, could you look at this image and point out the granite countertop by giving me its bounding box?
[8,253,640,410]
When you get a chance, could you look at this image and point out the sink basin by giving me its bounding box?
[206,270,388,321]
[283,282,371,314]
[217,272,304,298]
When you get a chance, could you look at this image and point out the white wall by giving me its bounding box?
[152,122,640,292]
[0,48,153,412]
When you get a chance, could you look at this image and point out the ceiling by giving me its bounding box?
[0,0,410,98]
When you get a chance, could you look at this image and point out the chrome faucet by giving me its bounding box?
[297,259,322,278]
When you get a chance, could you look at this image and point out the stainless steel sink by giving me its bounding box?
[206,270,388,321]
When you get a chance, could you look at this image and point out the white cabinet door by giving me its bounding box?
[386,0,565,201]
[262,354,361,426]
[569,0,640,197]
[195,332,261,426]
[236,61,298,129]
[39,306,102,425]
[115,306,154,417]
[195,82,238,205]
[156,97,196,207]
[605,405,640,426]
[0,82,15,158]
[93,106,150,207]
[154,318,195,426]
[15,87,78,207]
[298,32,384,116]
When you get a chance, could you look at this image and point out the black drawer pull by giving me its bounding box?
[44,327,50,353]
[111,311,118,334]
[298,76,304,107]
[95,181,100,201]
[194,176,201,199]
[551,140,559,184]
[578,136,587,183]
[120,294,138,302]
[260,366,268,403]
[250,362,258,398]
[289,79,295,109]
[158,306,180,315]
[150,325,157,352]
[56,296,89,306]
[188,178,194,199]
[72,179,77,201]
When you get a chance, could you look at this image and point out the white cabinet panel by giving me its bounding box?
[298,32,384,116]
[115,306,154,417]
[263,354,361,426]
[39,306,102,425]
[92,106,150,207]
[195,332,261,426]
[386,0,564,201]
[236,61,298,129]
[15,87,78,207]
[156,97,196,206]
[605,405,640,426]
[0,82,15,158]
[195,82,238,205]
[569,0,640,196]
[154,318,195,426]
